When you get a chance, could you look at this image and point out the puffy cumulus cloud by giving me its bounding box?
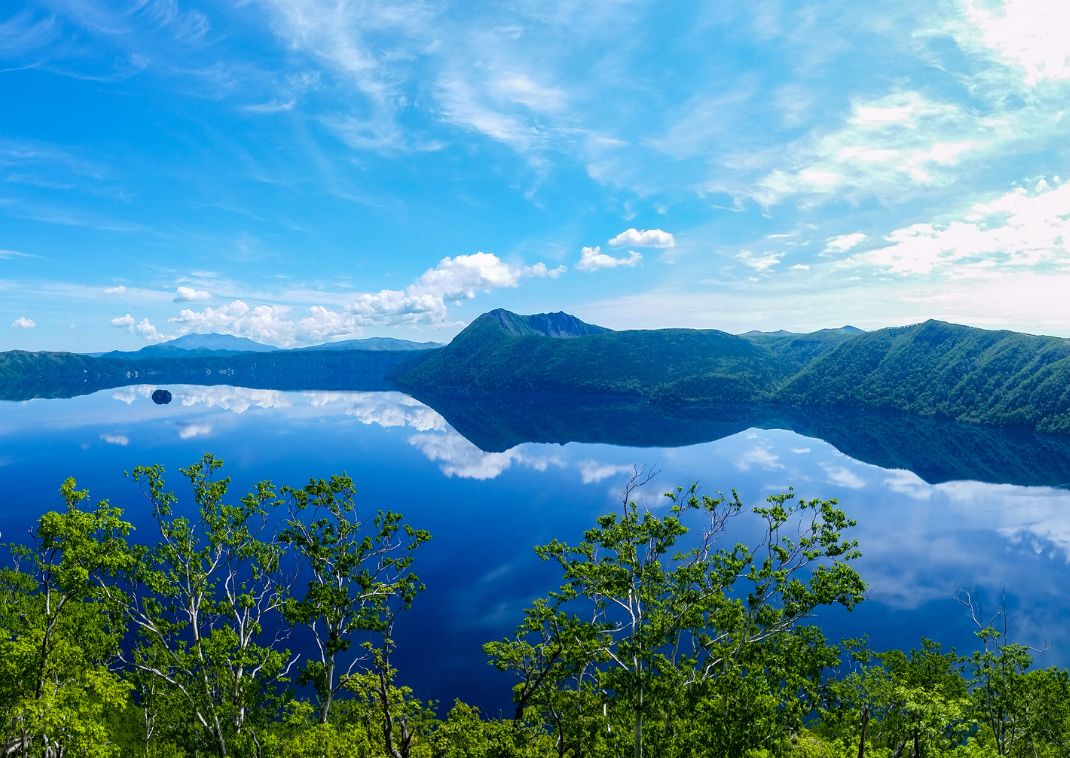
[171,300,294,343]
[848,176,1070,275]
[169,253,563,345]
[823,232,868,254]
[11,316,36,329]
[110,314,168,342]
[347,290,447,327]
[608,228,676,249]
[174,286,211,302]
[408,430,563,480]
[576,246,643,272]
[100,433,129,446]
[340,392,446,431]
[111,386,156,405]
[410,252,564,300]
[103,285,127,295]
[178,386,290,414]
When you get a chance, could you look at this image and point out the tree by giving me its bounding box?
[119,455,295,756]
[959,589,1070,756]
[487,471,865,758]
[819,639,972,755]
[0,478,133,756]
[279,473,430,736]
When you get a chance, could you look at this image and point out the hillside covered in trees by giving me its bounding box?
[3,456,1068,757]
[392,311,1070,436]
[5,310,1070,436]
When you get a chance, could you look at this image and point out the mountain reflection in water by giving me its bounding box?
[2,383,1070,713]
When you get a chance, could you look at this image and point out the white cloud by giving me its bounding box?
[737,250,783,273]
[100,433,129,446]
[410,251,563,300]
[179,386,289,414]
[103,285,127,295]
[823,232,868,254]
[576,246,643,272]
[734,445,783,472]
[749,91,986,205]
[334,391,446,431]
[178,423,212,439]
[608,228,676,248]
[848,176,1070,275]
[951,0,1070,87]
[824,465,867,489]
[577,460,634,485]
[11,316,35,329]
[260,0,434,150]
[408,430,562,480]
[174,286,211,302]
[171,301,293,343]
[111,313,168,342]
[0,248,35,259]
[169,252,563,345]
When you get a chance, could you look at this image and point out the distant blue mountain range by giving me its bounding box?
[99,333,443,359]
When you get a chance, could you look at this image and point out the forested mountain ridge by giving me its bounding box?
[393,310,1070,435]
[6,311,1070,435]
[393,309,798,402]
[779,319,1070,434]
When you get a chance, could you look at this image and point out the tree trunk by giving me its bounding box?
[857,705,869,758]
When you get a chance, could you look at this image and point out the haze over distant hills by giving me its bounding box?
[293,337,444,352]
[97,333,443,360]
[5,310,1070,436]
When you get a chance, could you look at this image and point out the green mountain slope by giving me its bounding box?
[740,326,865,373]
[394,310,798,402]
[778,320,1070,434]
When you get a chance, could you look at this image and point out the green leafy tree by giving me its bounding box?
[0,478,133,756]
[487,471,865,757]
[959,590,1070,756]
[119,455,294,756]
[820,639,972,755]
[279,474,430,738]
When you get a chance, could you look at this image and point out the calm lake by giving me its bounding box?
[3,384,1070,715]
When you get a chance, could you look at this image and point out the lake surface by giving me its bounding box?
[3,384,1070,715]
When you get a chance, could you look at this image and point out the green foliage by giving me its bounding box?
[395,309,799,403]
[4,457,1070,756]
[487,474,865,757]
[781,320,1070,434]
[395,311,1070,435]
[279,473,430,724]
[0,478,133,756]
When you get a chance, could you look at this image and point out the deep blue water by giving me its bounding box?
[3,384,1070,715]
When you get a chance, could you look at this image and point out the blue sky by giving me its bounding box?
[2,0,1068,350]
